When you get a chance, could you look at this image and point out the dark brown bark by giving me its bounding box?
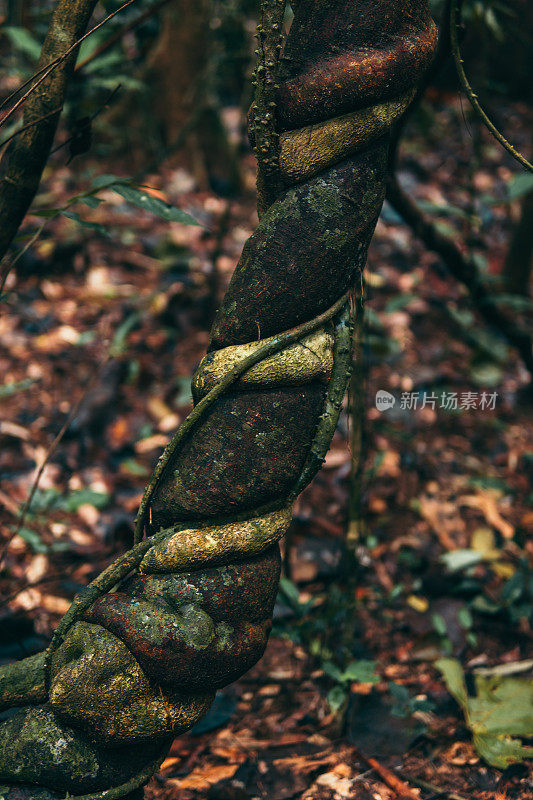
[0,0,98,265]
[504,190,533,296]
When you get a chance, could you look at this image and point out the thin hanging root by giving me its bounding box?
[292,304,353,496]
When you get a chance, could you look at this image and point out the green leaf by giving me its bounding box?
[30,487,110,514]
[436,658,533,768]
[491,294,533,312]
[278,576,301,606]
[0,377,38,399]
[327,685,348,713]
[60,210,107,235]
[470,359,503,387]
[120,458,149,477]
[441,549,483,572]
[501,570,525,605]
[364,307,384,331]
[76,29,108,65]
[79,196,102,209]
[60,489,110,512]
[112,184,201,226]
[507,173,533,201]
[90,173,125,190]
[417,200,470,220]
[341,659,379,684]
[110,311,141,356]
[17,527,48,554]
[174,376,193,406]
[384,294,417,313]
[3,26,42,61]
[432,613,448,637]
[31,208,61,218]
[322,661,343,683]
[468,476,512,493]
[458,607,473,630]
[388,681,410,717]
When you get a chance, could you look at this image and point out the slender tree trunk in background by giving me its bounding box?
[7,0,23,26]
[146,0,241,194]
[0,0,97,269]
[347,302,366,551]
[386,175,533,375]
[0,2,437,797]
[504,190,533,297]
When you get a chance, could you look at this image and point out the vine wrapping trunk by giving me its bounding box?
[0,2,437,797]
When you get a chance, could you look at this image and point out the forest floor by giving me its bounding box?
[0,93,532,800]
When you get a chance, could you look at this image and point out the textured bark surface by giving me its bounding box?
[0,2,437,797]
[0,0,97,263]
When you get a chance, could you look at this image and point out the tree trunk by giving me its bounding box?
[0,0,97,268]
[0,2,437,797]
[146,0,241,194]
[503,190,533,297]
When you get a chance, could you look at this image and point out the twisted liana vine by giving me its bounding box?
[0,2,437,798]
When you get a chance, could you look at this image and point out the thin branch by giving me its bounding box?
[0,0,135,131]
[0,62,55,113]
[0,221,48,298]
[352,747,420,800]
[450,0,532,172]
[0,106,63,150]
[0,360,108,568]
[75,0,172,72]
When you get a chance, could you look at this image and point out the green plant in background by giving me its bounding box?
[437,658,533,768]
[388,682,436,718]
[12,487,111,555]
[325,661,380,713]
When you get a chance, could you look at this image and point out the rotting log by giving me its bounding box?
[0,1,437,797]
